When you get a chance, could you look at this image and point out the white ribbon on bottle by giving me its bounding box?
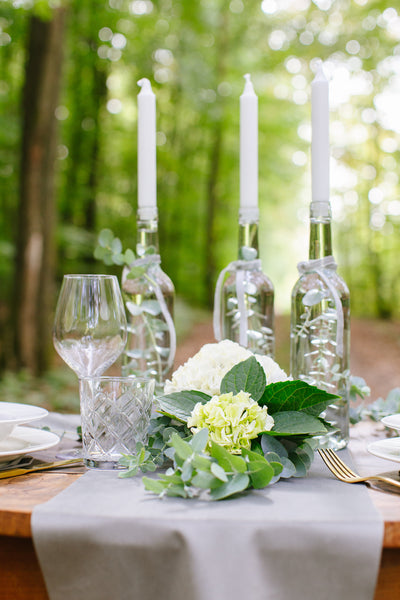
[297,255,344,358]
[126,255,176,372]
[213,259,262,347]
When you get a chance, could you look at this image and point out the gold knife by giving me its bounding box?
[0,458,83,479]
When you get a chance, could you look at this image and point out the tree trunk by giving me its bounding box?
[12,9,66,375]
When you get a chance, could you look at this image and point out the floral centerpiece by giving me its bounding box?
[120,340,337,500]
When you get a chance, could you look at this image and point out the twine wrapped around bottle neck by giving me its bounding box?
[297,255,344,358]
[124,254,176,372]
[213,259,261,347]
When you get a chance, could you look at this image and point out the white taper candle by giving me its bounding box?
[240,74,258,217]
[311,64,330,205]
[137,78,157,212]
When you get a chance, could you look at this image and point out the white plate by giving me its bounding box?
[0,426,59,463]
[381,414,400,432]
[367,437,400,464]
[0,402,48,441]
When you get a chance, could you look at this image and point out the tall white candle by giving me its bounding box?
[240,73,258,217]
[311,64,330,205]
[137,78,157,212]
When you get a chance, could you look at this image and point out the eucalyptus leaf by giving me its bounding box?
[191,471,219,489]
[259,380,339,417]
[142,477,166,495]
[277,457,297,479]
[125,302,143,316]
[93,246,108,260]
[211,462,229,482]
[127,266,146,279]
[181,459,193,482]
[141,300,162,316]
[260,434,288,458]
[210,442,247,473]
[110,237,122,254]
[124,248,136,264]
[220,356,266,402]
[288,451,308,478]
[209,473,250,500]
[169,433,193,460]
[98,228,114,247]
[190,428,209,453]
[302,289,326,306]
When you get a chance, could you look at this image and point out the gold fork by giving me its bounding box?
[318,448,400,489]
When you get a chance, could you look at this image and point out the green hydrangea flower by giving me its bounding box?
[187,391,274,454]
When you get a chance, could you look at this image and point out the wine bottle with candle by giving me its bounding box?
[121,79,176,391]
[213,74,275,357]
[290,66,350,450]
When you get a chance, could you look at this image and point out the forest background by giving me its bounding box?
[0,0,400,411]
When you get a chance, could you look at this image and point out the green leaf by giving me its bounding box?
[98,228,114,247]
[288,451,308,478]
[127,266,146,279]
[241,448,274,489]
[210,442,247,473]
[124,248,136,264]
[111,237,123,254]
[192,453,212,471]
[143,477,166,495]
[267,411,328,436]
[190,428,209,453]
[181,459,193,482]
[220,356,266,402]
[93,246,109,260]
[169,433,193,459]
[209,473,250,500]
[125,301,143,316]
[260,434,288,458]
[191,471,220,489]
[141,300,162,316]
[158,391,211,423]
[276,457,297,478]
[165,485,188,498]
[259,380,339,417]
[211,462,229,482]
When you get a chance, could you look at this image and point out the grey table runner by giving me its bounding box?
[31,416,386,600]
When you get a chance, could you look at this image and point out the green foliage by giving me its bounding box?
[140,429,276,501]
[259,380,339,417]
[220,356,266,402]
[157,391,211,423]
[123,356,335,499]
[351,386,400,425]
[2,0,400,375]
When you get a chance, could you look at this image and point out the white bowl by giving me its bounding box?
[381,414,400,433]
[0,402,48,442]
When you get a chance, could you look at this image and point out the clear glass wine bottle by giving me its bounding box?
[216,210,275,357]
[121,209,175,393]
[290,201,350,449]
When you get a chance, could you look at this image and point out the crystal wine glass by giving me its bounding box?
[53,274,127,379]
[53,274,127,459]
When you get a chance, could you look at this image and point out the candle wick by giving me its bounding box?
[137,78,153,93]
[242,73,255,95]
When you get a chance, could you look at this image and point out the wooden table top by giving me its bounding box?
[0,422,399,545]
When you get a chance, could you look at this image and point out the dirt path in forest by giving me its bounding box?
[174,315,400,401]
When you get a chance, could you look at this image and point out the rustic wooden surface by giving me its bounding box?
[0,465,399,598]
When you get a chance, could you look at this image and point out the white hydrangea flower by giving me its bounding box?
[164,339,287,396]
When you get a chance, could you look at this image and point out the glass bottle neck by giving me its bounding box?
[238,221,259,260]
[309,213,333,260]
[136,216,159,256]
